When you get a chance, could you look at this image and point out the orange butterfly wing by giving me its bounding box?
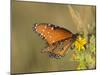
[33,23,73,45]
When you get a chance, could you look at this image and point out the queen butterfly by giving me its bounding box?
[32,23,78,58]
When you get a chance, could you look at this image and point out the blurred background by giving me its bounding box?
[11,0,96,74]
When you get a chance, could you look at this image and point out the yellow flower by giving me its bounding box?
[74,36,87,51]
[77,62,87,70]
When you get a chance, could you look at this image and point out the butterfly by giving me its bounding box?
[32,23,78,58]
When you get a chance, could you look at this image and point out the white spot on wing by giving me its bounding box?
[51,27,54,30]
[35,24,38,26]
[48,24,51,26]
[41,33,43,35]
[34,26,37,29]
[44,26,47,29]
[40,35,43,38]
[44,35,47,40]
[43,35,45,37]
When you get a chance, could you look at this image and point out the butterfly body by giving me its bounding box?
[33,23,78,58]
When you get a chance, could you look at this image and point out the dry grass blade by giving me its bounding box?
[68,5,84,32]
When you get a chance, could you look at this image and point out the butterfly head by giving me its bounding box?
[72,33,79,40]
